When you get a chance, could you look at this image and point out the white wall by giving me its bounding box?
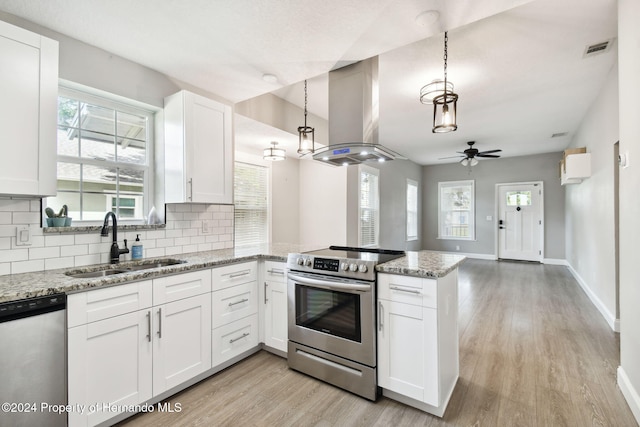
[617,0,640,423]
[271,157,300,244]
[564,63,618,330]
[299,161,348,248]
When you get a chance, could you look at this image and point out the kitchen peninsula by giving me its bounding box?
[0,247,464,425]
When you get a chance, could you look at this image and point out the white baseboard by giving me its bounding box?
[567,263,619,332]
[543,258,568,266]
[444,251,496,261]
[618,366,640,425]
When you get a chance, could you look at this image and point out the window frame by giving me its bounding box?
[406,179,419,242]
[52,83,156,225]
[437,179,475,241]
[358,164,380,248]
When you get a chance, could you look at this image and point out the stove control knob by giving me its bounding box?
[341,262,349,271]
[304,258,312,267]
[349,263,358,272]
[358,264,368,273]
[297,257,304,266]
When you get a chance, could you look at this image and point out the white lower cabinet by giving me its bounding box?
[377,270,459,416]
[68,271,212,427]
[262,261,288,353]
[212,261,259,368]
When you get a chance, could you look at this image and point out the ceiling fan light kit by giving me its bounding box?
[439,141,502,167]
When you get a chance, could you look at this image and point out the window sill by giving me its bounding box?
[43,223,166,234]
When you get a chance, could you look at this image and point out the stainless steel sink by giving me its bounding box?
[65,259,185,278]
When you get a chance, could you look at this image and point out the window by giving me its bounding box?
[506,191,532,206]
[234,161,269,246]
[49,87,154,222]
[438,180,475,240]
[359,165,379,247]
[407,179,418,241]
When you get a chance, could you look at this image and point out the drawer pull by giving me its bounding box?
[267,268,285,275]
[390,285,421,295]
[229,332,250,344]
[228,270,250,279]
[228,298,249,307]
[146,311,151,342]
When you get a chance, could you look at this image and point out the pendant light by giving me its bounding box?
[263,141,285,161]
[297,80,315,155]
[420,31,458,133]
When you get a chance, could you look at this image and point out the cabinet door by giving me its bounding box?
[377,300,439,405]
[152,294,212,395]
[184,91,232,204]
[0,20,57,196]
[263,280,288,353]
[68,310,153,427]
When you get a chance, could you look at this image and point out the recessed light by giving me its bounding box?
[415,10,439,27]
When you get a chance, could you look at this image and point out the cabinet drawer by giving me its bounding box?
[212,281,258,328]
[378,274,437,308]
[212,313,259,367]
[212,261,258,291]
[67,281,153,328]
[153,269,212,305]
[263,261,286,283]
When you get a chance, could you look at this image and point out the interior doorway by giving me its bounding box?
[496,182,544,262]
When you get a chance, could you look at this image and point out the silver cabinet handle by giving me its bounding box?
[157,307,162,339]
[188,178,193,201]
[229,270,250,278]
[390,285,421,295]
[228,298,249,307]
[264,282,268,304]
[146,311,151,342]
[229,332,249,344]
[378,301,384,332]
[267,268,285,275]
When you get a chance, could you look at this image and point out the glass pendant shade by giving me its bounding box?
[263,141,286,161]
[432,91,458,133]
[297,125,314,155]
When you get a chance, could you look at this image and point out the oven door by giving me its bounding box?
[287,271,376,367]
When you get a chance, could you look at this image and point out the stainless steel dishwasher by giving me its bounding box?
[0,293,67,427]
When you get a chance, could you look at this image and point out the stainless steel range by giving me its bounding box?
[286,246,405,400]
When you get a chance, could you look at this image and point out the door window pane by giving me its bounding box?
[506,191,532,206]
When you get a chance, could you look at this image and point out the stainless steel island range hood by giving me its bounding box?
[312,57,403,166]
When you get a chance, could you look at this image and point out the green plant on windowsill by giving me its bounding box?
[45,205,72,227]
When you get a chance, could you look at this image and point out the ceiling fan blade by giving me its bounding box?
[476,154,501,158]
[478,149,502,154]
[438,155,466,160]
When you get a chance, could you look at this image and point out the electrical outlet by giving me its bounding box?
[455,245,460,251]
[202,220,212,234]
[16,225,31,246]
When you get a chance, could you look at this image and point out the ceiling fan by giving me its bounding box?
[440,141,502,166]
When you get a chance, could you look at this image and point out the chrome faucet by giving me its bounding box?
[101,212,129,264]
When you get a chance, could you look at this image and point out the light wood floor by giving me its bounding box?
[118,259,637,427]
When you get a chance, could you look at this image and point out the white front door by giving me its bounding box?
[498,183,543,262]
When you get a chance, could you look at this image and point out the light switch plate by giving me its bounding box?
[16,225,31,246]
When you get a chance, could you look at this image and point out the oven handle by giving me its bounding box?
[287,272,372,292]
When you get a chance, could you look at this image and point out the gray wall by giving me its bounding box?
[421,152,565,259]
[346,159,423,251]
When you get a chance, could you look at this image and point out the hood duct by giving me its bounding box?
[313,56,402,165]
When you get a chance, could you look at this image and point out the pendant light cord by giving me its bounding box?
[303,80,308,127]
[443,32,448,104]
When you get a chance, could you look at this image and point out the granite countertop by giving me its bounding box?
[0,243,307,304]
[376,250,466,278]
[0,246,466,304]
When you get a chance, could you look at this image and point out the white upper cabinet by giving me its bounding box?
[0,20,58,197]
[163,90,233,204]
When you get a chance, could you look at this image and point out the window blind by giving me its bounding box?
[407,180,418,241]
[359,166,379,247]
[234,162,268,246]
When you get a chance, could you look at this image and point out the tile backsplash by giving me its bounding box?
[0,198,234,276]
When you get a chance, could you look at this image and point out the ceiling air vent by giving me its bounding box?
[583,39,614,58]
[551,132,568,138]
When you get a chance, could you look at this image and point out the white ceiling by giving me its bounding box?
[0,0,618,165]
